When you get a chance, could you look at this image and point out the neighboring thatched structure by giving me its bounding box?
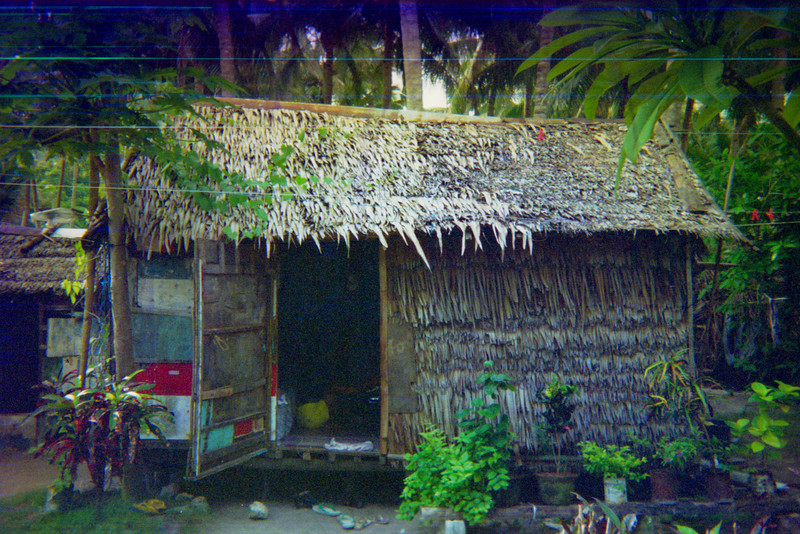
[125,100,741,462]
[0,224,80,295]
[0,224,83,413]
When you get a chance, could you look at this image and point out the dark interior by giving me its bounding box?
[0,297,41,413]
[277,239,380,438]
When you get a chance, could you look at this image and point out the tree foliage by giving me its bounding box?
[517,1,800,183]
[690,122,800,382]
[0,5,233,377]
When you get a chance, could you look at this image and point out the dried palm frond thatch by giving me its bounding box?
[126,100,741,257]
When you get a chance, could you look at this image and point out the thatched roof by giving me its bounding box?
[127,99,741,258]
[0,224,79,295]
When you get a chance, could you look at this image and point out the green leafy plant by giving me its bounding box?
[61,241,87,304]
[517,4,800,186]
[653,435,699,473]
[675,523,722,534]
[644,350,712,436]
[727,381,799,465]
[536,373,578,473]
[578,441,648,482]
[29,366,172,495]
[398,361,516,526]
[545,494,638,533]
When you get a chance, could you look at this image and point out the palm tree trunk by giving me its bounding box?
[70,161,79,210]
[102,137,134,378]
[726,66,800,155]
[533,24,554,118]
[382,7,395,109]
[399,1,423,111]
[319,29,337,105]
[771,29,788,112]
[215,0,236,96]
[56,156,65,207]
[21,179,29,225]
[523,74,534,118]
[321,54,334,104]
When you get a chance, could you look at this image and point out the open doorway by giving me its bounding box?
[276,239,380,450]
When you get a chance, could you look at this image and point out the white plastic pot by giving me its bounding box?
[603,477,628,504]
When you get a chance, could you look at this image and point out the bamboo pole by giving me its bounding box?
[379,245,389,456]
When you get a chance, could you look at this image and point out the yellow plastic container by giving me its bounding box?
[297,400,329,429]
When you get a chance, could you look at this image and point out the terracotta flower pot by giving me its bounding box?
[703,469,733,502]
[650,468,680,502]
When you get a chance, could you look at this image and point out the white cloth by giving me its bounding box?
[323,438,374,452]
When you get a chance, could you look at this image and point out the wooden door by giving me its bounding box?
[189,240,271,478]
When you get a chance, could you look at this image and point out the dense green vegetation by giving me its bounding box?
[689,122,800,384]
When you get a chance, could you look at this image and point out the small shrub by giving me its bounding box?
[578,441,648,481]
[30,366,172,493]
[398,361,516,526]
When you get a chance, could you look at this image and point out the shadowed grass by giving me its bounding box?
[0,488,202,534]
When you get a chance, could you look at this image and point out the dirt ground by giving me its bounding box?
[0,441,423,533]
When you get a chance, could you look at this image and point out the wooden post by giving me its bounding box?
[379,245,389,456]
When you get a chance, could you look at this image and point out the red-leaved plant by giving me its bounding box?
[29,366,172,493]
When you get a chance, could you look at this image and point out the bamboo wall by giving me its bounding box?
[386,231,692,455]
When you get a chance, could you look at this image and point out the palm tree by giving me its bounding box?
[399,1,423,110]
[518,2,800,180]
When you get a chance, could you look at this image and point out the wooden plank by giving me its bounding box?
[136,278,192,313]
[247,456,398,473]
[202,324,265,336]
[132,312,192,363]
[198,411,266,433]
[137,256,192,279]
[201,378,268,400]
[387,317,418,413]
[379,246,389,457]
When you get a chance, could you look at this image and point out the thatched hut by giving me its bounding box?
[0,224,83,413]
[124,100,741,476]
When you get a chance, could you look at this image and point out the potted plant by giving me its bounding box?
[727,380,799,496]
[696,435,734,502]
[535,374,579,505]
[398,361,516,527]
[578,441,647,504]
[650,434,699,501]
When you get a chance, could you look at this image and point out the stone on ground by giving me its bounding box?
[249,500,269,520]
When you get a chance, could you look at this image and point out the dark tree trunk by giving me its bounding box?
[382,8,395,109]
[771,29,788,112]
[487,82,497,116]
[56,156,65,207]
[533,24,554,118]
[322,55,334,105]
[523,74,534,118]
[79,156,100,387]
[399,1,423,111]
[215,0,236,96]
[320,31,336,105]
[102,138,134,379]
